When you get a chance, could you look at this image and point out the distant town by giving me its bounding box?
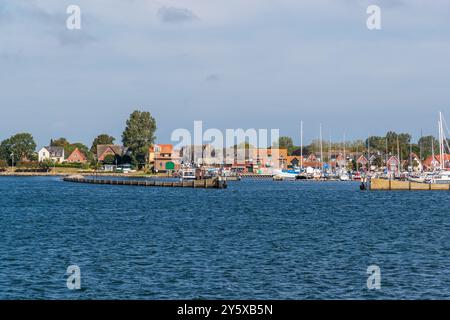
[0,110,449,177]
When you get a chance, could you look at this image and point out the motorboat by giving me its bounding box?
[180,168,197,180]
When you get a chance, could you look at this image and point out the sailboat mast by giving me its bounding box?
[397,136,401,172]
[320,124,323,170]
[328,135,331,169]
[431,136,435,170]
[420,129,423,161]
[409,141,412,170]
[385,137,388,166]
[343,132,346,169]
[439,112,445,170]
[300,121,303,169]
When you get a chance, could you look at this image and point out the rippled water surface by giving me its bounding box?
[1,176,450,299]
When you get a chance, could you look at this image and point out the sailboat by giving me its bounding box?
[338,132,350,181]
[410,112,450,184]
[429,112,450,183]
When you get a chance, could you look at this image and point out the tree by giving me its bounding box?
[103,154,118,165]
[0,133,36,165]
[418,135,439,160]
[50,137,71,157]
[366,136,386,153]
[278,136,294,150]
[122,110,157,167]
[90,134,115,154]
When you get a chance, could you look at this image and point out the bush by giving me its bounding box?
[0,159,7,168]
[40,160,91,169]
[16,161,41,169]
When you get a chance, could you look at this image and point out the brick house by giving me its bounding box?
[97,145,127,162]
[149,144,178,172]
[251,148,288,170]
[66,148,88,163]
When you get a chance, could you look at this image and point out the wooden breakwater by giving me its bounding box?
[370,178,450,191]
[241,174,273,178]
[63,177,227,189]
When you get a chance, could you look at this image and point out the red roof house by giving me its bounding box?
[66,148,87,163]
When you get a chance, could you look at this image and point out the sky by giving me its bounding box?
[1,0,450,148]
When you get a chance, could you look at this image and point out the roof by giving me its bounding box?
[286,155,303,163]
[67,148,87,161]
[42,146,64,157]
[356,155,369,164]
[423,154,450,167]
[97,145,126,158]
[386,156,400,164]
[150,144,173,154]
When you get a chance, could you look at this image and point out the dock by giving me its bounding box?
[63,176,227,189]
[370,178,450,191]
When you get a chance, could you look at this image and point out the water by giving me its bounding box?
[1,176,450,299]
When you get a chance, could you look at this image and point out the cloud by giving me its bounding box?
[0,1,98,47]
[0,49,23,62]
[205,73,221,82]
[57,31,98,47]
[157,6,199,24]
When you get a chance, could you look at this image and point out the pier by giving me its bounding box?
[370,178,450,191]
[63,176,227,189]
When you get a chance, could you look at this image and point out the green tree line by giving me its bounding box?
[0,109,157,169]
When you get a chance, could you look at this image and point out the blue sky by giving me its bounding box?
[1,0,450,148]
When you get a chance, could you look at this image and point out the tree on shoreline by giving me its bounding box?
[0,133,37,165]
[90,134,116,154]
[122,110,157,168]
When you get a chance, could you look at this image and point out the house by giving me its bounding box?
[97,145,128,162]
[251,148,288,170]
[66,148,88,163]
[356,155,369,169]
[149,144,178,172]
[303,154,322,168]
[286,156,303,168]
[386,156,400,174]
[335,153,347,168]
[422,154,450,171]
[38,146,65,163]
[408,152,423,172]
